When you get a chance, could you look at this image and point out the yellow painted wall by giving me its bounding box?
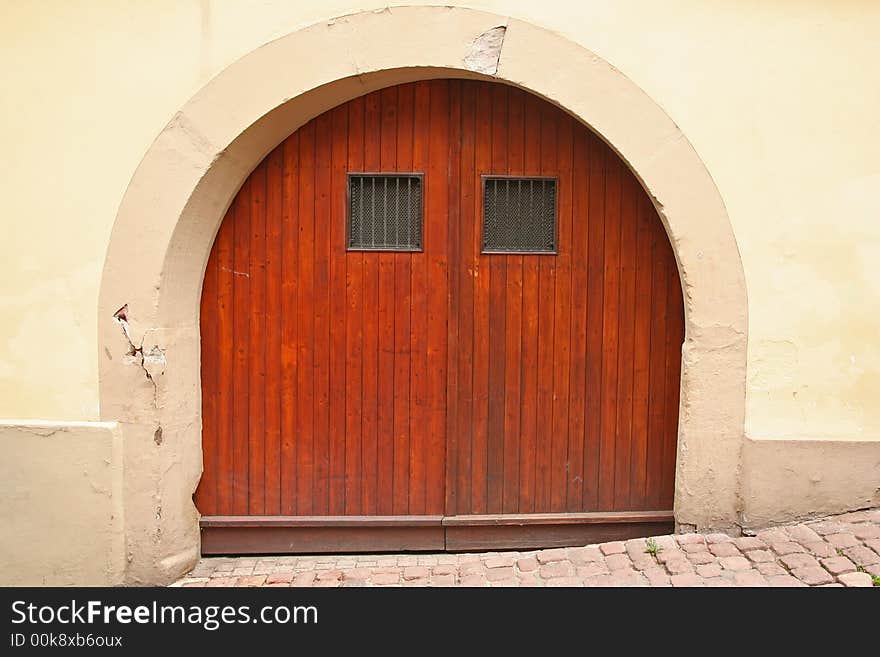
[1,0,879,442]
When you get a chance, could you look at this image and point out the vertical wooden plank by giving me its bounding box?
[645,211,670,509]
[392,83,414,515]
[470,82,492,514]
[661,239,684,509]
[550,115,573,512]
[247,162,267,515]
[280,134,300,515]
[629,191,654,509]
[295,121,316,516]
[507,88,526,172]
[454,80,477,515]
[535,99,557,512]
[444,79,462,515]
[215,209,235,515]
[425,79,449,515]
[231,178,251,515]
[613,172,638,509]
[344,97,365,515]
[502,87,524,513]
[598,151,622,510]
[582,135,605,510]
[566,127,589,512]
[361,92,381,515]
[518,91,542,514]
[376,252,394,515]
[486,82,508,514]
[197,225,219,515]
[264,145,283,516]
[312,112,332,516]
[376,85,398,515]
[328,105,348,515]
[408,80,431,514]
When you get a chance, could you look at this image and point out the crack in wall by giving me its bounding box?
[26,426,65,438]
[112,304,166,406]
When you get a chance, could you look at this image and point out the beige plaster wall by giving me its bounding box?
[0,422,125,585]
[741,436,880,529]
[1,0,879,444]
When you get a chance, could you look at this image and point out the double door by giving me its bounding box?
[195,79,683,553]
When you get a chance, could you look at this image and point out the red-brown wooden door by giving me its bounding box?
[196,79,684,554]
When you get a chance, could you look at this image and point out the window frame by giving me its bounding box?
[346,172,425,252]
[480,174,559,255]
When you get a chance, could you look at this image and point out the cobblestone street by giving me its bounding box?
[173,508,880,587]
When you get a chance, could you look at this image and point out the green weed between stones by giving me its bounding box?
[645,538,662,557]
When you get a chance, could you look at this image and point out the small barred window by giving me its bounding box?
[348,173,423,251]
[482,176,557,254]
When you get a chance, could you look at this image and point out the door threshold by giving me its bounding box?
[443,511,673,551]
[199,511,674,555]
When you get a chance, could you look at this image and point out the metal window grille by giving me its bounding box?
[348,173,423,251]
[482,176,557,254]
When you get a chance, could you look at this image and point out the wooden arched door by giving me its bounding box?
[196,79,684,554]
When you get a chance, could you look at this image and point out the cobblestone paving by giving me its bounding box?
[173,508,880,587]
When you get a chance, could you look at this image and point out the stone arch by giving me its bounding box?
[99,6,746,584]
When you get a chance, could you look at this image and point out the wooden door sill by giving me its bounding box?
[199,511,674,554]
